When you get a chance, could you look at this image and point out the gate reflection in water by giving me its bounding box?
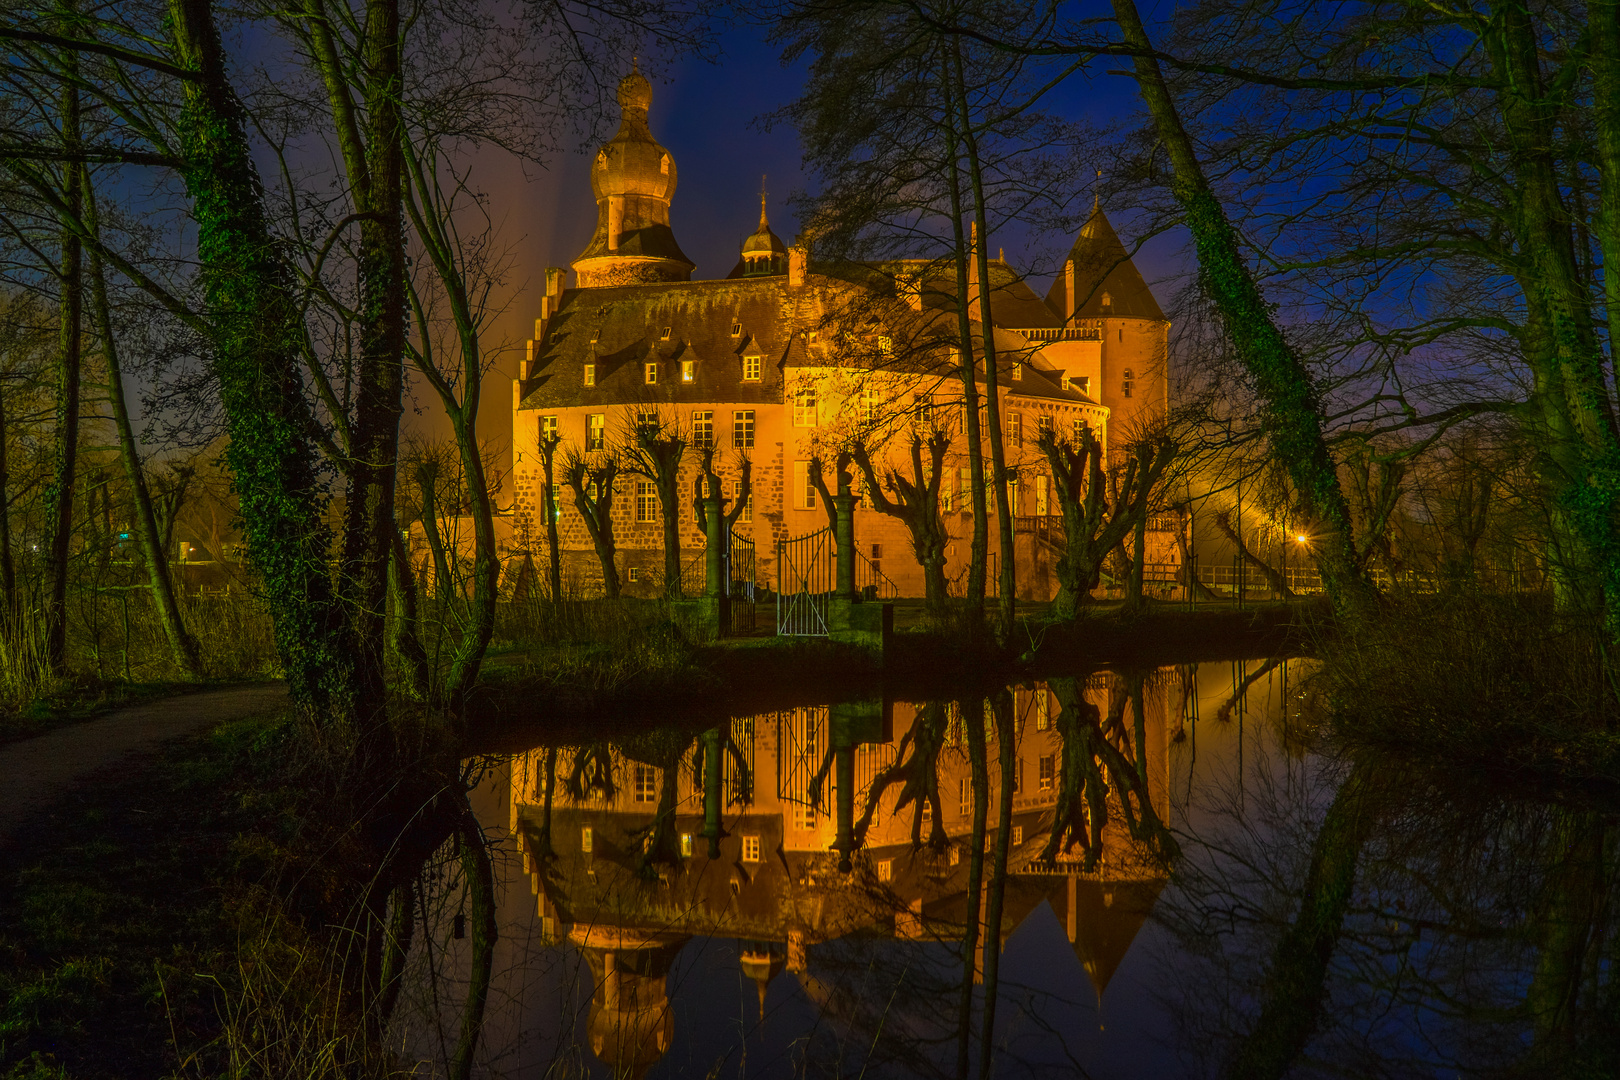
[460,663,1301,1079]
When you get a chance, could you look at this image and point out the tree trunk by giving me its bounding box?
[388,528,430,700]
[1110,0,1375,626]
[443,416,497,705]
[83,174,200,676]
[333,0,407,727]
[944,105,988,616]
[167,0,343,713]
[950,42,1015,630]
[44,68,82,675]
[539,435,562,602]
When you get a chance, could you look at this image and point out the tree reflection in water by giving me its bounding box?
[490,670,1182,1078]
[440,658,1620,1077]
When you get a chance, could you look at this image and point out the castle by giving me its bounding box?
[509,68,1170,601]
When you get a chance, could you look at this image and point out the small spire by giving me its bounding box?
[1094,167,1103,212]
[759,174,769,229]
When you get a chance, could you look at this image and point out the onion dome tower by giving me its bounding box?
[571,66,695,288]
[737,193,788,276]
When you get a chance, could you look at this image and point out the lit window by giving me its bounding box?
[587,413,605,451]
[877,335,892,356]
[660,326,672,341]
[1038,414,1053,436]
[1123,381,1133,399]
[660,154,670,175]
[682,360,694,382]
[1036,691,1049,731]
[959,777,971,816]
[921,801,932,822]
[941,473,953,512]
[742,835,761,862]
[583,363,596,387]
[1011,825,1023,846]
[587,480,600,502]
[743,355,761,382]
[1012,757,1022,795]
[862,386,880,424]
[960,466,972,506]
[540,415,558,439]
[1036,474,1048,516]
[635,481,657,523]
[733,410,755,449]
[693,411,713,449]
[732,479,753,523]
[792,804,816,830]
[1039,755,1055,792]
[877,859,892,882]
[645,362,658,384]
[1101,291,1112,307]
[731,321,742,337]
[637,408,659,433]
[628,566,640,582]
[681,833,693,856]
[1008,413,1023,445]
[634,763,657,803]
[1011,362,1022,381]
[1072,418,1088,444]
[793,386,817,427]
[581,826,593,853]
[794,461,817,511]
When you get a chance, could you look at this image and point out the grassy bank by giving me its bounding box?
[1320,592,1620,799]
[0,710,432,1080]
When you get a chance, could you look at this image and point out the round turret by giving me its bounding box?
[572,67,694,288]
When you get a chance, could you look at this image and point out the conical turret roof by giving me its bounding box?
[1045,206,1165,321]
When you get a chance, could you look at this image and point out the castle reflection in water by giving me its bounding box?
[507,673,1196,1077]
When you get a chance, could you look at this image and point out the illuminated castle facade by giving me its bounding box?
[509,69,1170,599]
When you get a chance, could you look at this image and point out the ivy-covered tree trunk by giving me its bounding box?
[43,65,81,674]
[944,112,989,616]
[167,0,344,712]
[1111,0,1376,626]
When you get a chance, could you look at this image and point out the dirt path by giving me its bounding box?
[0,682,288,846]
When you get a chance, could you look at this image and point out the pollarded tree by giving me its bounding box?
[1037,423,1176,617]
[619,408,687,600]
[852,429,953,614]
[560,446,621,600]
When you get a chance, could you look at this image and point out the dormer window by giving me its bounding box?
[1011,362,1023,381]
[877,335,892,357]
[1101,291,1112,307]
[660,154,670,174]
[731,322,742,337]
[743,355,761,382]
[596,151,607,170]
[660,326,672,341]
[583,363,596,387]
[644,362,658,384]
[682,360,694,382]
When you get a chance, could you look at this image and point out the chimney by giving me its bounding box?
[788,243,808,287]
[1065,260,1076,319]
[967,221,982,323]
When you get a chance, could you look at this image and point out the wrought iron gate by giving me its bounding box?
[727,526,756,634]
[776,526,834,636]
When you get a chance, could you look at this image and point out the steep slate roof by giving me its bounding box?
[518,278,791,411]
[1044,207,1166,321]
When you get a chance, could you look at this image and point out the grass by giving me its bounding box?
[0,711,375,1079]
[1319,591,1620,796]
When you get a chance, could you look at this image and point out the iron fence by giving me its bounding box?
[777,526,834,636]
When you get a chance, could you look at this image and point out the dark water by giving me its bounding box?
[420,661,1616,1078]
